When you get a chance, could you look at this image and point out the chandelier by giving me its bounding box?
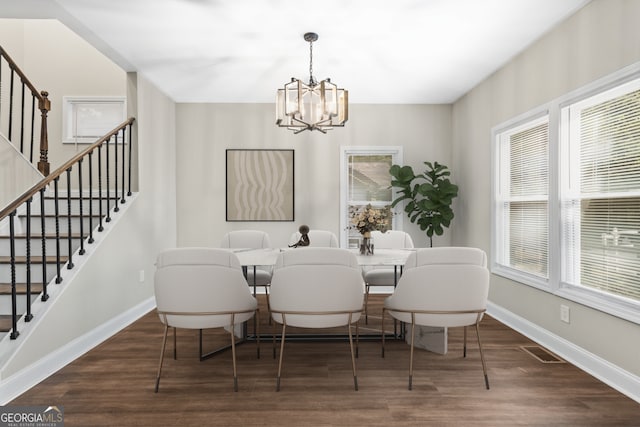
[276,32,348,134]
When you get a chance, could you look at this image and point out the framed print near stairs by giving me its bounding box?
[225,149,295,221]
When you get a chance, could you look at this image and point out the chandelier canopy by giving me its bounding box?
[276,32,348,134]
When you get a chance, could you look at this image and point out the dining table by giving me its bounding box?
[202,247,446,358]
[230,247,414,293]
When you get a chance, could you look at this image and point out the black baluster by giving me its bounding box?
[8,68,14,140]
[114,133,119,213]
[88,150,95,243]
[20,81,25,153]
[9,211,19,339]
[66,168,74,270]
[98,145,104,232]
[39,188,48,301]
[127,123,133,196]
[54,177,62,284]
[78,159,85,255]
[121,127,126,204]
[24,198,33,322]
[30,96,36,163]
[106,136,111,222]
[0,56,2,119]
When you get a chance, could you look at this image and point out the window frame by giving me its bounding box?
[62,96,126,144]
[492,108,552,292]
[339,146,403,248]
[491,62,640,325]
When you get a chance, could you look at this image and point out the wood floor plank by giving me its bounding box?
[8,295,640,426]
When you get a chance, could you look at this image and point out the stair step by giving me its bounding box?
[0,282,44,295]
[0,234,86,257]
[0,256,69,264]
[0,233,84,240]
[0,315,12,333]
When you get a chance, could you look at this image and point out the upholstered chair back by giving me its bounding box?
[403,246,487,268]
[154,248,257,329]
[220,230,271,249]
[270,248,364,328]
[385,247,489,327]
[288,230,339,247]
[370,230,414,249]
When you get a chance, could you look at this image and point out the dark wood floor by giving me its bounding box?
[9,295,640,426]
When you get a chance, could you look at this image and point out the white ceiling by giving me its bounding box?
[1,0,590,104]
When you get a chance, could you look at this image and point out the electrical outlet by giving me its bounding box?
[560,304,570,323]
[139,270,145,283]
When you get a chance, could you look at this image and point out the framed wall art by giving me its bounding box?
[226,149,295,221]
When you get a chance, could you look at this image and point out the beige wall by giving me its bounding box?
[175,103,452,249]
[0,19,127,172]
[452,0,640,376]
[0,19,25,63]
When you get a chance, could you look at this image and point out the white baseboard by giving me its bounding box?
[487,301,640,404]
[0,297,156,405]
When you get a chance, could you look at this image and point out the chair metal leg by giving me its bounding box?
[255,309,261,359]
[475,322,490,390]
[265,287,272,325]
[272,315,278,360]
[355,320,360,358]
[348,314,358,391]
[381,308,386,358]
[230,314,238,392]
[155,324,169,393]
[173,327,177,360]
[365,285,370,324]
[276,320,287,391]
[408,314,416,390]
[463,325,467,358]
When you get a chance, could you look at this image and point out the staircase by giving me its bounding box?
[1,43,137,344]
[0,194,116,340]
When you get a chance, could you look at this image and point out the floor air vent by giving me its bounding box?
[520,345,565,363]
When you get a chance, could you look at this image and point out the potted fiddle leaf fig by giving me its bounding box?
[389,161,459,247]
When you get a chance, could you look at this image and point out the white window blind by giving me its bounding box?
[493,66,640,322]
[562,86,640,301]
[496,119,549,278]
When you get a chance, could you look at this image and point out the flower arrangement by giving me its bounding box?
[348,204,392,236]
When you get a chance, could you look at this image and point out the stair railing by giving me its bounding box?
[0,118,135,339]
[0,45,51,175]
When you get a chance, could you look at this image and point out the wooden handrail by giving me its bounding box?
[0,117,135,221]
[0,46,45,102]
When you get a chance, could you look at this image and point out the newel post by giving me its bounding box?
[37,90,51,176]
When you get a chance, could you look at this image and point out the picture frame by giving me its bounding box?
[226,149,295,221]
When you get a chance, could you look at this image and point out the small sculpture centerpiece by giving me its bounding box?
[349,204,392,255]
[289,224,310,248]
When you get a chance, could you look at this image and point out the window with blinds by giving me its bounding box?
[493,68,640,321]
[495,117,549,279]
[561,84,640,301]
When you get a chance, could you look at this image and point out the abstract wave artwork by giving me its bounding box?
[226,149,294,221]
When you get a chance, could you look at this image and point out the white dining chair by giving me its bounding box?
[269,247,364,391]
[362,230,414,323]
[153,247,259,392]
[220,230,273,294]
[382,247,490,390]
[288,229,339,248]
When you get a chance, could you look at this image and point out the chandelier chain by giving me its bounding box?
[308,39,315,85]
